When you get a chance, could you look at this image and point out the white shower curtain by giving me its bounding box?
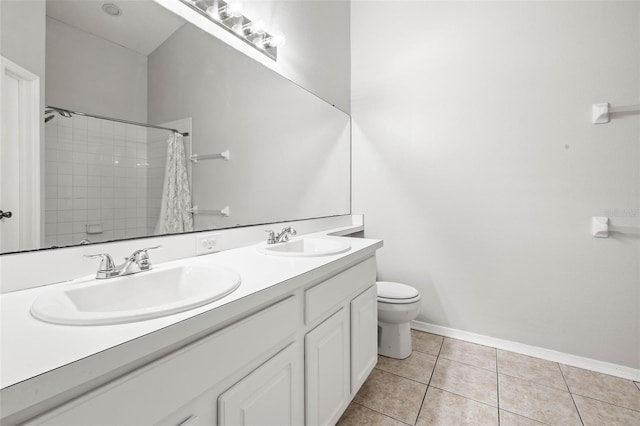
[154,132,194,234]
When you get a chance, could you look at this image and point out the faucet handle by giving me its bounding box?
[278,226,297,242]
[265,230,277,244]
[84,253,117,279]
[283,226,297,236]
[140,245,162,253]
[132,245,162,269]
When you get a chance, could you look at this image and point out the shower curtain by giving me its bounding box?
[154,132,194,234]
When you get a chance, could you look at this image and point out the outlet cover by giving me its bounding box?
[196,233,221,255]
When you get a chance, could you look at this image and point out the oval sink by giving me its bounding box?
[257,237,351,257]
[31,264,241,326]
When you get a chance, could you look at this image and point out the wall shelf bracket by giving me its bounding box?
[190,150,230,163]
[188,205,230,217]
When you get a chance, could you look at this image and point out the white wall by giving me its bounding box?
[0,1,45,80]
[352,1,640,369]
[45,17,148,122]
[154,0,351,113]
[241,0,351,113]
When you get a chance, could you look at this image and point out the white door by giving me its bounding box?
[351,285,378,394]
[0,69,21,249]
[305,308,350,426]
[218,343,303,426]
[0,56,41,252]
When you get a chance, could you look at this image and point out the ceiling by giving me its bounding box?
[46,0,186,56]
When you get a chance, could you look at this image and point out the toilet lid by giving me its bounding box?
[377,281,420,300]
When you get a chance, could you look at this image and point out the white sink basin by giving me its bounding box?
[257,237,351,257]
[31,264,241,326]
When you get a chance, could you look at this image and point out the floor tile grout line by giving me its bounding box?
[569,392,640,414]
[496,347,500,426]
[439,336,498,373]
[414,332,501,424]
[497,370,570,393]
[429,385,499,410]
[559,364,640,413]
[350,402,412,426]
[437,353,498,373]
[494,338,577,426]
[413,336,445,425]
[372,366,431,387]
[559,362,585,426]
[499,408,554,426]
[366,366,429,424]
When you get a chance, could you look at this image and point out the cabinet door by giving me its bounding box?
[218,343,303,426]
[350,285,378,394]
[305,308,350,426]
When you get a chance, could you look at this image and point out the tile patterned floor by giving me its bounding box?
[337,330,640,426]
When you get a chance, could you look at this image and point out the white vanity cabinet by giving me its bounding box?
[30,297,300,426]
[304,257,378,426]
[350,285,378,394]
[20,254,378,426]
[305,308,350,426]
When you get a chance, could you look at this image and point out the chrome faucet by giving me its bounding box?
[118,246,160,276]
[265,226,297,244]
[85,246,161,279]
[84,253,118,279]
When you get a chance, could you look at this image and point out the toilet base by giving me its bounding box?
[378,321,412,359]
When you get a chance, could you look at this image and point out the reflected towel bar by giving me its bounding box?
[188,206,230,217]
[190,150,230,163]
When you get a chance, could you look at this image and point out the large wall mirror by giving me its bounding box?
[0,0,350,254]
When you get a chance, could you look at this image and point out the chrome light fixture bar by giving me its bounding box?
[180,0,284,61]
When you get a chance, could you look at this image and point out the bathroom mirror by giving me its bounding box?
[0,0,350,254]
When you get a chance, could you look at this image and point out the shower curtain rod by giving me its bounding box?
[46,106,189,137]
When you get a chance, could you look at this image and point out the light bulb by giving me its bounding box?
[206,5,220,20]
[268,31,285,48]
[252,20,265,35]
[253,34,265,49]
[206,0,220,20]
[232,19,244,35]
[226,1,243,17]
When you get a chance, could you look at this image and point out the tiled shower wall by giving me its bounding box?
[44,115,167,247]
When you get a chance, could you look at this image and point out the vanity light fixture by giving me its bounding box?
[181,0,284,60]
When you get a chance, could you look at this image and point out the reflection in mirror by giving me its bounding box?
[0,0,350,254]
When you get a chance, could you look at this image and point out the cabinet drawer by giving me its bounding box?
[305,256,375,325]
[32,296,298,426]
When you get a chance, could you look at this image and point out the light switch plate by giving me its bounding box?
[196,233,221,255]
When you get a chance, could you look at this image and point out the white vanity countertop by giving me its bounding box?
[0,232,381,390]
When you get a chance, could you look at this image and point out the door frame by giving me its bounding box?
[0,55,41,250]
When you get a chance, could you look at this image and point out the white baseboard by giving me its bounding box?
[411,320,640,382]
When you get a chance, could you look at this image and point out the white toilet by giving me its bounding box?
[377,281,421,359]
